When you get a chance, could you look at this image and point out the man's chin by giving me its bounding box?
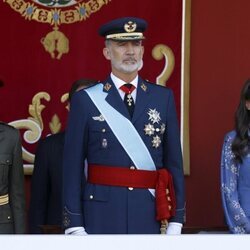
[120,65,139,73]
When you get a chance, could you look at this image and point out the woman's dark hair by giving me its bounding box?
[232,79,250,163]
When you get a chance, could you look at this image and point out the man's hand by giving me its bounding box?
[166,222,183,235]
[65,227,88,235]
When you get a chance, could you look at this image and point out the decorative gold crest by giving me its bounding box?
[124,21,137,33]
[41,26,69,59]
[104,82,112,91]
[3,0,112,59]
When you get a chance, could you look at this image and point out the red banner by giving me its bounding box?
[0,0,184,173]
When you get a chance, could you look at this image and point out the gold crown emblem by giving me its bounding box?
[124,21,137,33]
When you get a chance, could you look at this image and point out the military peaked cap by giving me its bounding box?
[99,17,147,41]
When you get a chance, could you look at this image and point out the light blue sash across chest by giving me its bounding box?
[85,83,156,196]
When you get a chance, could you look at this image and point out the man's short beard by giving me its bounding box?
[112,59,143,73]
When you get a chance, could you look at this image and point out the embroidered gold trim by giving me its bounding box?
[106,32,144,40]
[0,194,9,206]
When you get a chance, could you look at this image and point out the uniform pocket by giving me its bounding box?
[0,154,12,184]
[89,124,116,150]
[0,204,13,224]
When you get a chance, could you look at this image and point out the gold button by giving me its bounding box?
[7,216,11,220]
[167,196,171,201]
[102,128,106,133]
[89,195,94,199]
[128,187,133,191]
[130,166,135,170]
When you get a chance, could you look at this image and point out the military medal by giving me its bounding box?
[126,94,133,106]
[92,114,105,122]
[148,109,161,124]
[144,108,165,148]
[152,135,161,148]
[144,123,155,136]
[102,138,108,148]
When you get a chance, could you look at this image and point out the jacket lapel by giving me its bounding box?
[132,78,151,123]
[102,77,131,120]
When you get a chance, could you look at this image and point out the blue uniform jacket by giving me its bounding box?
[29,132,64,233]
[63,76,185,234]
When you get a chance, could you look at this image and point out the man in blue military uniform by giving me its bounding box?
[63,17,185,235]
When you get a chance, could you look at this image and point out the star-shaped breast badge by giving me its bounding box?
[147,108,161,124]
[144,123,155,136]
[152,135,161,148]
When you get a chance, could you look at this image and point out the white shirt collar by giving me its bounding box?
[110,73,138,90]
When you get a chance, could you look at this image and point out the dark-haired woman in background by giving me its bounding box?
[221,79,250,233]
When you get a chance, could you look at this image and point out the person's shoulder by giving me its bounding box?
[224,130,236,143]
[73,81,101,100]
[142,79,174,100]
[77,81,100,92]
[40,132,65,145]
[77,81,101,93]
[0,122,15,129]
[143,79,172,92]
[0,123,20,144]
[0,122,18,134]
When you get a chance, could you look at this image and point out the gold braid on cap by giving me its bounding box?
[106,32,145,40]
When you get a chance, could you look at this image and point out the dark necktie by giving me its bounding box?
[120,83,135,117]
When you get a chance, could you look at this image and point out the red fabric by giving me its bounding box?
[0,0,182,138]
[155,169,176,221]
[88,164,176,221]
[119,84,136,94]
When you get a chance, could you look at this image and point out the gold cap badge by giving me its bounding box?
[124,21,137,33]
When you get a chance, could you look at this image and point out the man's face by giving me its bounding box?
[103,40,144,74]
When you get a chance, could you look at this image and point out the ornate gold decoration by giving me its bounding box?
[8,91,67,174]
[61,92,69,110]
[3,0,112,59]
[28,92,51,130]
[8,119,42,164]
[49,114,61,134]
[41,26,69,59]
[160,219,168,234]
[152,44,175,86]
[9,91,50,174]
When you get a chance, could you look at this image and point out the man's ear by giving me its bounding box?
[141,46,144,56]
[103,47,111,60]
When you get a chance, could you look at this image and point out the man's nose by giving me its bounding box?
[125,43,135,54]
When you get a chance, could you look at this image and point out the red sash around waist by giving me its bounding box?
[88,164,176,221]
